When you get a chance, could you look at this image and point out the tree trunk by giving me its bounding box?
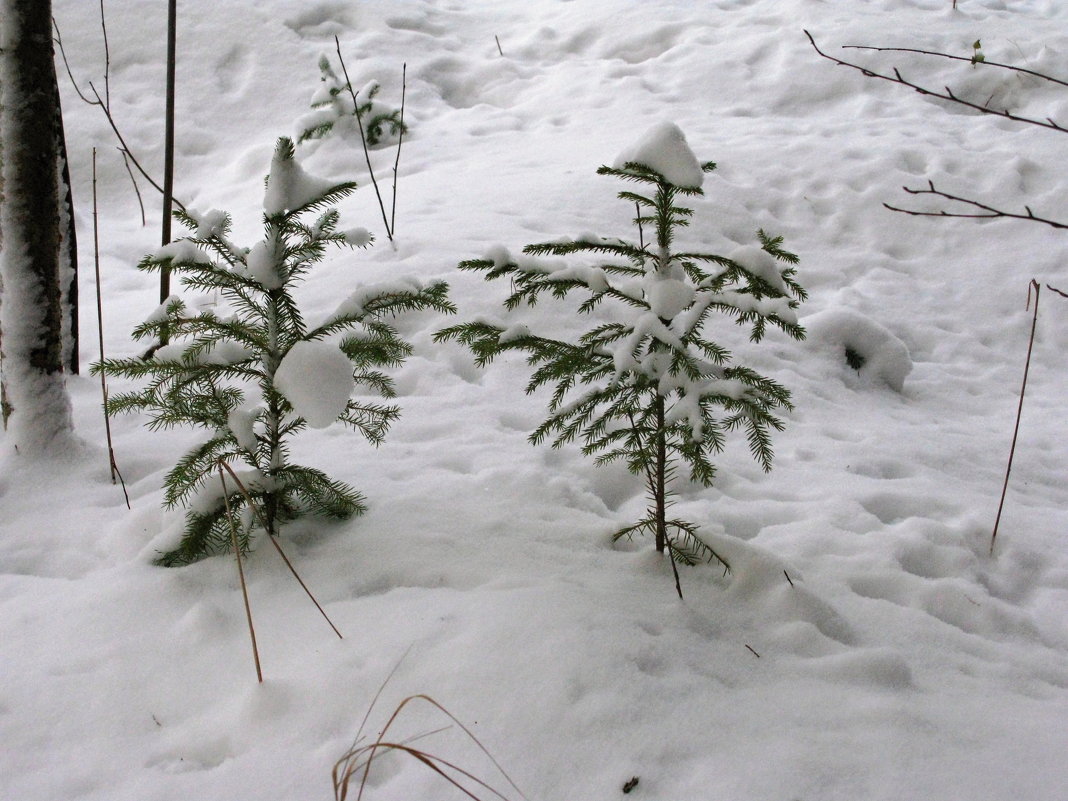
[0,0,76,453]
[59,123,79,374]
[653,394,667,553]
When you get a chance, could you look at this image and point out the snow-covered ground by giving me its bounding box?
[3,0,1068,798]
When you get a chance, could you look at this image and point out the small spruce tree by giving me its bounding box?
[95,137,453,566]
[436,123,806,595]
[298,55,406,147]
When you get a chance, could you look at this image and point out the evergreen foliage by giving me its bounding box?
[436,140,806,593]
[95,137,453,566]
[298,55,406,147]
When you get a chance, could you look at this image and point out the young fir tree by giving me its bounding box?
[95,137,453,566]
[436,123,806,596]
[297,55,406,148]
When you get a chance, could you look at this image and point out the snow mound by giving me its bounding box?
[274,340,353,428]
[263,140,338,216]
[613,121,704,188]
[805,307,913,392]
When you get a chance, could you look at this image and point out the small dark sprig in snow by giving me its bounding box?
[612,121,705,188]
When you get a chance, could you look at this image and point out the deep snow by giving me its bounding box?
[2,1,1068,799]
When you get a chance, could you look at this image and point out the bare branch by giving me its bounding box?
[883,180,1068,230]
[1047,284,1068,299]
[842,44,1068,89]
[85,82,186,211]
[53,16,186,212]
[804,30,1068,135]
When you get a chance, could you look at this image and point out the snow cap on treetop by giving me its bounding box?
[613,122,704,189]
[263,137,337,216]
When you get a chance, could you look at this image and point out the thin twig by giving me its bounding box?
[1046,284,1067,299]
[668,540,684,600]
[93,149,131,508]
[805,30,1068,135]
[99,0,111,107]
[216,460,343,639]
[389,63,407,237]
[495,35,504,57]
[745,644,761,658]
[990,279,1041,556]
[884,180,1068,229]
[119,149,147,226]
[335,36,393,242]
[784,569,794,587]
[219,463,263,683]
[842,43,1068,89]
[53,18,187,211]
[90,81,187,210]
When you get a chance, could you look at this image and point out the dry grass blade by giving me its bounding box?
[333,694,527,801]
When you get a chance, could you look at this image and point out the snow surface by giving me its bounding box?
[3,1,1068,799]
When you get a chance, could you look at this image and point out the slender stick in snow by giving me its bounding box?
[990,279,1040,556]
[334,36,393,242]
[92,149,130,508]
[219,463,263,683]
[217,459,344,639]
[389,63,406,238]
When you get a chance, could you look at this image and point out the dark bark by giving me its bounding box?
[4,0,64,376]
[0,0,75,444]
[161,0,176,305]
[654,394,667,553]
[59,121,79,374]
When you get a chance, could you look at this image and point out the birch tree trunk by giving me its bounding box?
[0,0,76,454]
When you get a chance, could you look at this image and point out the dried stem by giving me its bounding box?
[389,63,407,237]
[990,279,1041,556]
[93,148,131,508]
[335,36,393,242]
[119,149,147,226]
[219,462,263,683]
[216,460,343,639]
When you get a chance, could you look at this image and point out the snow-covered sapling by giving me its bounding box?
[297,55,406,148]
[437,123,806,595]
[95,137,453,566]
